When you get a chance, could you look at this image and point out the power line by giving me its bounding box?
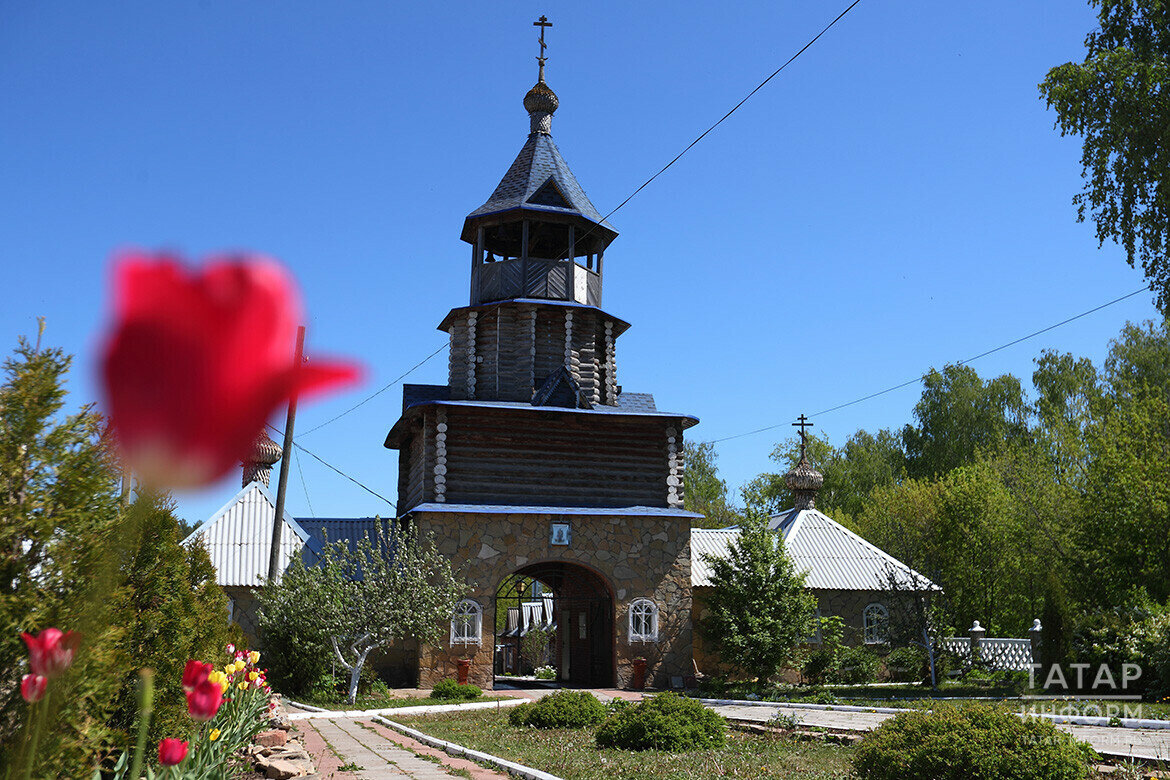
[293,446,315,517]
[268,423,396,508]
[711,286,1149,444]
[297,342,447,437]
[598,0,864,226]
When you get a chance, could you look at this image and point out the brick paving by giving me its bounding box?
[302,717,506,779]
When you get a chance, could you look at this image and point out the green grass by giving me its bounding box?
[295,690,515,710]
[396,708,855,780]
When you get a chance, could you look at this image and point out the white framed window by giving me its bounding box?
[863,603,889,645]
[628,599,659,643]
[450,599,482,646]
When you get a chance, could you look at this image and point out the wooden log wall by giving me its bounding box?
[436,407,677,508]
[443,303,621,406]
[398,416,429,515]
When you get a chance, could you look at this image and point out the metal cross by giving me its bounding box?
[792,414,813,448]
[534,15,552,66]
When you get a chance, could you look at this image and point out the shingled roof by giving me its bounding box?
[460,132,617,244]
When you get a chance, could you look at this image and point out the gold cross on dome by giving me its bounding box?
[534,15,552,66]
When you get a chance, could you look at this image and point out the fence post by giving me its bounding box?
[1029,618,1042,664]
[969,621,986,662]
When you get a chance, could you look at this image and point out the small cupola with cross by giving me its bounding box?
[785,415,824,511]
[461,16,618,308]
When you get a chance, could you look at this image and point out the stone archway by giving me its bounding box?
[493,560,615,688]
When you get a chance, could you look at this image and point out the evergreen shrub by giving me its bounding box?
[507,690,605,728]
[852,704,1095,780]
[834,646,881,684]
[884,646,927,682]
[431,679,481,700]
[594,692,725,751]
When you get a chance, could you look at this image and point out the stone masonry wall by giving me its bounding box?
[691,587,898,680]
[414,510,692,690]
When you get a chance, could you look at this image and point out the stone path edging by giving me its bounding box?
[698,697,1170,731]
[372,715,564,780]
[285,698,527,720]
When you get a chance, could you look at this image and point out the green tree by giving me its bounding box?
[108,492,233,747]
[1080,392,1170,603]
[741,429,902,521]
[683,441,743,528]
[262,521,463,703]
[0,337,127,773]
[257,555,337,696]
[1040,0,1170,310]
[1032,350,1101,486]
[0,337,235,775]
[1072,319,1170,604]
[699,511,815,680]
[902,365,1031,479]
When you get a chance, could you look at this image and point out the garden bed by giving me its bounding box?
[395,708,854,780]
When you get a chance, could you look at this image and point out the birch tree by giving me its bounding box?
[318,521,462,703]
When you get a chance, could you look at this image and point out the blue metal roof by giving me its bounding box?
[406,503,703,519]
[295,517,389,561]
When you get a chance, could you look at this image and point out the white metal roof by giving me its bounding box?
[184,482,310,587]
[691,508,940,592]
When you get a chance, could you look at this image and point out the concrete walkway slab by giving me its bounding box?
[707,703,1170,762]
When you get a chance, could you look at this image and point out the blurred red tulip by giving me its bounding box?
[100,251,360,489]
[186,678,224,721]
[21,628,78,678]
[181,659,212,693]
[20,674,46,703]
[157,738,188,766]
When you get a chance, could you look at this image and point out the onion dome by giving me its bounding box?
[784,430,823,511]
[241,430,282,487]
[525,65,559,134]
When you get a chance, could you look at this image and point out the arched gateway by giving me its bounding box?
[496,562,615,687]
[383,27,700,690]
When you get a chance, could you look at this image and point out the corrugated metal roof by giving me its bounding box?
[692,509,940,592]
[409,502,703,518]
[295,517,390,566]
[184,482,311,587]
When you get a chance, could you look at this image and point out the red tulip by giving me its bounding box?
[20,674,46,703]
[182,659,212,693]
[21,628,79,678]
[157,738,188,766]
[186,678,224,721]
[100,251,360,489]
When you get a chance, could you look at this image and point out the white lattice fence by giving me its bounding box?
[942,636,1034,672]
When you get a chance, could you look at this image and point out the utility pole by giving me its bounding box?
[268,325,304,584]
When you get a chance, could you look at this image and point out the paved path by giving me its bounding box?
[302,717,507,780]
[709,703,1170,762]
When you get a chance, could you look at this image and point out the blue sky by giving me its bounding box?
[2,1,1159,525]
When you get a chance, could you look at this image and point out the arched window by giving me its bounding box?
[450,599,482,646]
[863,603,889,645]
[628,599,658,643]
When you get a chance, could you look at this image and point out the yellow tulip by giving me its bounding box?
[208,671,228,687]
[209,728,221,742]
[238,681,248,690]
[248,671,259,681]
[248,651,260,664]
